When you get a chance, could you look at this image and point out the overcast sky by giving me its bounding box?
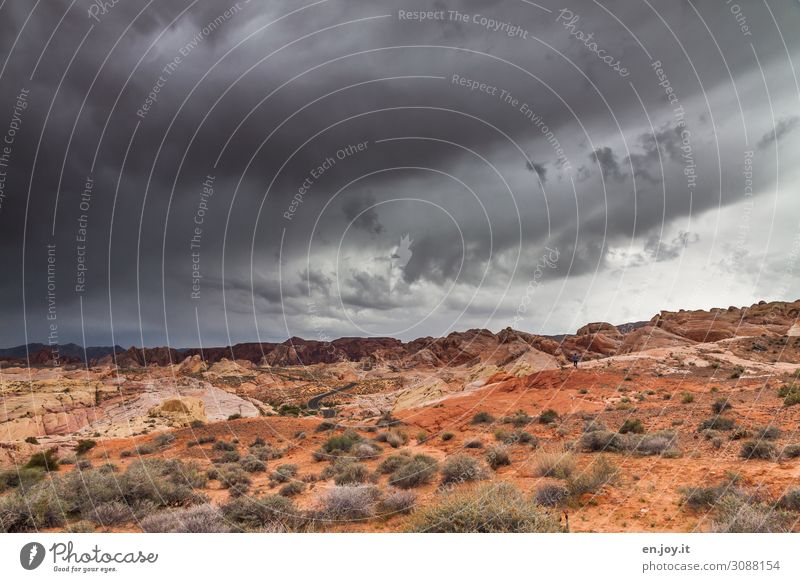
[0,0,798,348]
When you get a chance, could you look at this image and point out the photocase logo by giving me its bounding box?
[20,542,46,570]
[388,233,413,294]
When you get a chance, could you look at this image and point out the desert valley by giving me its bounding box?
[2,299,800,533]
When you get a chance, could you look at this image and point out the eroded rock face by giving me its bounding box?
[148,397,206,426]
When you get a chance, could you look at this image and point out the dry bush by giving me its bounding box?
[440,454,487,485]
[710,496,792,533]
[279,481,306,497]
[566,457,618,497]
[535,484,569,507]
[406,482,561,533]
[141,503,230,533]
[316,485,382,520]
[485,445,511,470]
[221,494,302,532]
[740,441,776,460]
[531,449,576,479]
[86,501,134,527]
[378,489,417,515]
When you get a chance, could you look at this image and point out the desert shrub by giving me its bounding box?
[471,411,494,425]
[777,489,800,511]
[680,486,727,511]
[631,432,677,456]
[566,457,618,497]
[496,429,536,446]
[323,430,361,454]
[0,467,44,490]
[227,482,250,498]
[535,484,569,507]
[486,445,511,470]
[135,444,155,455]
[25,449,59,471]
[216,450,240,463]
[780,444,800,459]
[221,494,300,532]
[141,503,229,533]
[406,482,561,533]
[75,439,97,455]
[388,455,438,489]
[754,425,781,440]
[315,421,338,432]
[731,426,750,440]
[441,432,455,441]
[60,456,76,465]
[215,464,252,490]
[711,496,792,533]
[271,464,298,483]
[316,485,381,520]
[0,485,64,532]
[578,430,628,453]
[153,433,176,447]
[440,455,487,485]
[25,436,39,444]
[681,392,694,404]
[416,431,428,443]
[239,455,266,473]
[378,489,417,515]
[582,419,607,433]
[538,409,559,424]
[531,449,576,479]
[65,521,95,533]
[76,459,92,470]
[120,458,207,506]
[352,442,382,460]
[503,411,534,428]
[783,390,800,407]
[250,445,282,461]
[464,438,483,449]
[740,440,776,460]
[227,413,242,421]
[711,437,723,449]
[377,453,412,475]
[86,501,134,526]
[279,481,306,497]
[331,460,369,486]
[619,419,645,434]
[120,450,133,458]
[189,420,205,428]
[212,440,237,452]
[697,417,735,431]
[712,398,733,414]
[198,435,216,445]
[384,430,407,449]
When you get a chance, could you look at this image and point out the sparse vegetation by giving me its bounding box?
[471,411,494,425]
[440,454,487,485]
[531,449,575,479]
[316,485,381,520]
[538,409,559,424]
[740,440,776,460]
[386,455,439,489]
[566,457,618,498]
[406,482,561,533]
[619,419,645,434]
[535,483,570,507]
[485,445,511,470]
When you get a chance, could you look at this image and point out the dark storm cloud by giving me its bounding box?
[757,115,800,150]
[0,0,798,346]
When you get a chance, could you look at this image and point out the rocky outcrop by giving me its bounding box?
[148,397,206,426]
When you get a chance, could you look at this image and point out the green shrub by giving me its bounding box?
[189,420,205,429]
[538,409,559,424]
[754,425,781,440]
[471,411,494,425]
[212,440,237,452]
[377,453,412,475]
[780,444,800,459]
[406,482,561,532]
[271,464,298,483]
[279,481,306,497]
[0,467,44,490]
[216,450,240,463]
[212,464,250,490]
[331,460,369,486]
[25,449,59,471]
[503,411,534,427]
[323,430,361,453]
[619,419,645,434]
[578,430,627,453]
[153,433,175,447]
[712,398,732,414]
[777,489,800,511]
[784,391,800,407]
[75,439,97,455]
[464,438,483,449]
[441,432,455,441]
[440,455,487,485]
[681,392,694,404]
[485,445,511,470]
[24,436,39,445]
[739,440,776,460]
[697,417,735,431]
[239,455,266,473]
[388,455,438,489]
